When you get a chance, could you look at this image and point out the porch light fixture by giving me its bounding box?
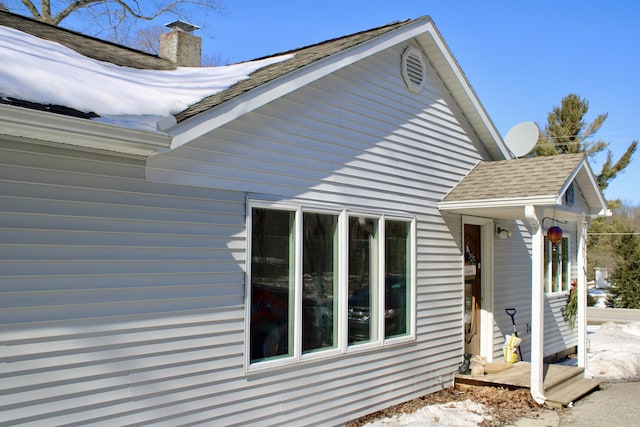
[496,226,512,239]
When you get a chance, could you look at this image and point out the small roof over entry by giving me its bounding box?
[437,153,609,405]
[437,154,610,220]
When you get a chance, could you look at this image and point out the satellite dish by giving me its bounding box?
[504,122,539,158]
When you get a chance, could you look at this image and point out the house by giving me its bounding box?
[0,10,608,425]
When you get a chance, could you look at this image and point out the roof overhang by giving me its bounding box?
[0,104,171,157]
[438,196,564,221]
[165,17,511,160]
[438,156,611,221]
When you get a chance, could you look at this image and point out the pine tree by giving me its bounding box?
[533,93,637,192]
[607,225,640,308]
[534,94,639,308]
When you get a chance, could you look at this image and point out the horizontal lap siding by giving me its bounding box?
[0,141,248,426]
[493,221,533,360]
[3,43,486,425]
[493,220,577,361]
[147,44,485,425]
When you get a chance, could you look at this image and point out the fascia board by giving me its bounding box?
[437,195,559,211]
[416,22,511,161]
[0,104,171,157]
[166,19,435,150]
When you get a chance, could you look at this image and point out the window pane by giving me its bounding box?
[544,237,551,293]
[250,208,294,362]
[385,220,410,339]
[302,213,338,353]
[552,241,561,292]
[348,217,379,345]
[544,236,569,294]
[561,238,569,292]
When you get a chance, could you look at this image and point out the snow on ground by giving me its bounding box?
[586,321,640,382]
[363,320,640,426]
[364,400,492,427]
[0,25,293,131]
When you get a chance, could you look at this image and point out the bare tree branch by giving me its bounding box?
[19,0,41,20]
[8,0,224,45]
[53,0,105,25]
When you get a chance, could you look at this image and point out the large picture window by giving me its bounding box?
[544,236,570,294]
[248,204,414,367]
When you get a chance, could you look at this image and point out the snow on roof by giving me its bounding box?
[0,25,293,132]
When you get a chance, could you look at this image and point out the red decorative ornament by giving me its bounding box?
[547,226,563,245]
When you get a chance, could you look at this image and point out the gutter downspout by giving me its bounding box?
[577,215,588,369]
[525,205,546,404]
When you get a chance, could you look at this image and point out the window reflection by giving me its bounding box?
[302,212,338,353]
[250,208,294,362]
[385,220,410,339]
[348,217,379,344]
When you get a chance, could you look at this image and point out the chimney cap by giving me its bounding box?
[165,20,199,33]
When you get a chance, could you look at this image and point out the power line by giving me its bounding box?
[589,232,640,235]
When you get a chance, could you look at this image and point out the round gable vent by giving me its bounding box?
[402,46,426,93]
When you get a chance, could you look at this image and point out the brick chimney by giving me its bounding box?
[160,21,201,67]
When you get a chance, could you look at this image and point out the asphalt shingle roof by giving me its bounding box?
[0,10,175,70]
[1,10,422,122]
[442,154,586,202]
[175,18,422,123]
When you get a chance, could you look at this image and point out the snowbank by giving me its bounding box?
[587,321,640,382]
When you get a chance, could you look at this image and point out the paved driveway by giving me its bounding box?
[559,381,640,425]
[587,307,640,324]
[511,382,640,426]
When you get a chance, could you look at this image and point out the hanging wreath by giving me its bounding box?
[562,279,578,329]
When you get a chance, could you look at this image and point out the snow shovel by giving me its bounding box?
[505,308,524,361]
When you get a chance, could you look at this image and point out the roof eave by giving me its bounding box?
[0,104,171,158]
[438,195,560,212]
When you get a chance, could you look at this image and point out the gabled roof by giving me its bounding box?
[438,154,610,219]
[174,19,417,123]
[166,16,510,160]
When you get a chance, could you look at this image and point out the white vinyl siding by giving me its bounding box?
[492,220,578,361]
[0,140,248,425]
[145,43,487,425]
[3,42,490,425]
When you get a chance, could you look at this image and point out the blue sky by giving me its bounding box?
[203,1,640,205]
[58,1,640,204]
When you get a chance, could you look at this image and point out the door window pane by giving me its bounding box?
[385,220,410,339]
[561,238,569,292]
[250,208,294,362]
[302,213,338,353]
[348,217,379,345]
